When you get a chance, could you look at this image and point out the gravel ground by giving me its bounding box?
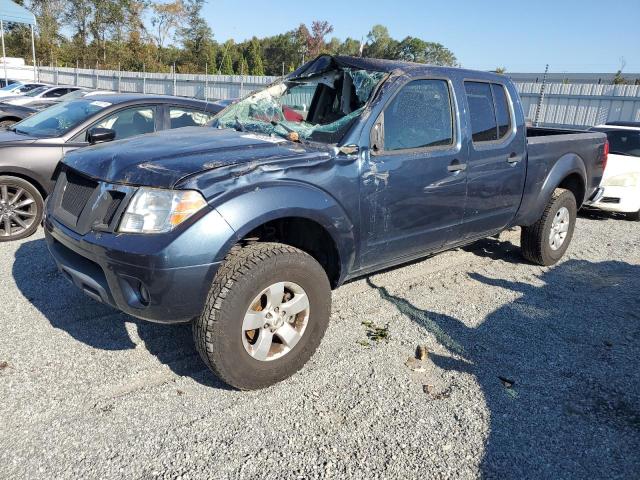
[1,211,639,479]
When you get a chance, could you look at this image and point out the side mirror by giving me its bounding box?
[87,127,116,145]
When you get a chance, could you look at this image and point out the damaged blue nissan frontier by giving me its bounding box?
[44,56,608,389]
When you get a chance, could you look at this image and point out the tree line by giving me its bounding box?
[2,0,458,75]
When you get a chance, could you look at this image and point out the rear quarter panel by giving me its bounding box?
[514,132,606,226]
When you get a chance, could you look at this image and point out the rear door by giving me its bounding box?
[360,78,467,267]
[461,81,526,238]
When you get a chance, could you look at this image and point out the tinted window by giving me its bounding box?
[383,79,453,151]
[603,130,640,157]
[492,84,511,138]
[465,82,498,142]
[93,107,156,140]
[169,107,215,129]
[44,88,71,98]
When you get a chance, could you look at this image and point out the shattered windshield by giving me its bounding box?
[213,68,386,144]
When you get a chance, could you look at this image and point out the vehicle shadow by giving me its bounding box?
[578,208,629,222]
[461,235,523,264]
[12,238,230,390]
[366,259,640,478]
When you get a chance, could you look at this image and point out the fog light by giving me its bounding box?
[139,284,150,306]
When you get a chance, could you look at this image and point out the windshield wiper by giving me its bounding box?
[270,120,308,146]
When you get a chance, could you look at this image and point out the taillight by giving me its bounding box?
[601,140,609,172]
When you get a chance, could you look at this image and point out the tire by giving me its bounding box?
[194,242,332,390]
[628,209,640,221]
[0,119,17,128]
[521,188,577,266]
[0,176,44,242]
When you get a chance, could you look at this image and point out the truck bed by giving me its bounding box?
[513,128,607,226]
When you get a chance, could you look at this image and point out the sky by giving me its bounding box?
[201,0,640,73]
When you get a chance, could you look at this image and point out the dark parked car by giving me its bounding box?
[45,56,607,389]
[0,103,37,127]
[0,94,219,241]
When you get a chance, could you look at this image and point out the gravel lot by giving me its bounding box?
[1,211,639,479]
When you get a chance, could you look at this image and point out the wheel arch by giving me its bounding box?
[515,152,587,226]
[214,184,357,288]
[0,116,22,125]
[0,169,48,200]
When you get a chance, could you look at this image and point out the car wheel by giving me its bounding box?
[0,176,44,242]
[194,242,332,390]
[521,188,577,266]
[628,209,640,221]
[0,119,17,128]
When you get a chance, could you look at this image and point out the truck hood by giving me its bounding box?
[0,129,39,145]
[63,127,330,188]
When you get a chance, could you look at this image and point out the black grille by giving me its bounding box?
[601,197,620,204]
[103,191,125,225]
[61,169,97,217]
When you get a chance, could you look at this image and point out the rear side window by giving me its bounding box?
[464,81,512,143]
[169,107,215,129]
[492,84,511,138]
[383,79,453,151]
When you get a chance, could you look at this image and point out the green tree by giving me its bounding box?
[396,37,457,66]
[151,0,186,50]
[613,71,627,85]
[64,0,93,66]
[247,38,264,75]
[238,54,248,75]
[177,0,215,71]
[364,24,395,59]
[91,0,128,63]
[337,37,362,56]
[220,45,234,75]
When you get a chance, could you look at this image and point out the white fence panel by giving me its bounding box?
[35,68,640,128]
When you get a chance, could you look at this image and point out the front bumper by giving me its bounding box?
[590,186,640,214]
[44,213,232,324]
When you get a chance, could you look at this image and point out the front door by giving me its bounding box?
[360,78,467,268]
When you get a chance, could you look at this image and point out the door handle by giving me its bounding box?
[507,152,520,164]
[447,160,467,172]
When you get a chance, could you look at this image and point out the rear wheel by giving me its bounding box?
[194,242,332,390]
[521,188,577,266]
[0,176,43,242]
[0,119,17,128]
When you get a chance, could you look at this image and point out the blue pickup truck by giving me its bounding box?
[44,56,607,389]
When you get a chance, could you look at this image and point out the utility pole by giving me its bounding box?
[173,62,177,96]
[534,64,549,127]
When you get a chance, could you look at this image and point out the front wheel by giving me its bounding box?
[194,242,332,390]
[0,176,44,242]
[521,188,577,266]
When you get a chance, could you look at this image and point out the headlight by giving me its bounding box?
[118,188,207,234]
[604,173,639,188]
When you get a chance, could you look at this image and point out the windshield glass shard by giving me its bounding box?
[213,66,386,144]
